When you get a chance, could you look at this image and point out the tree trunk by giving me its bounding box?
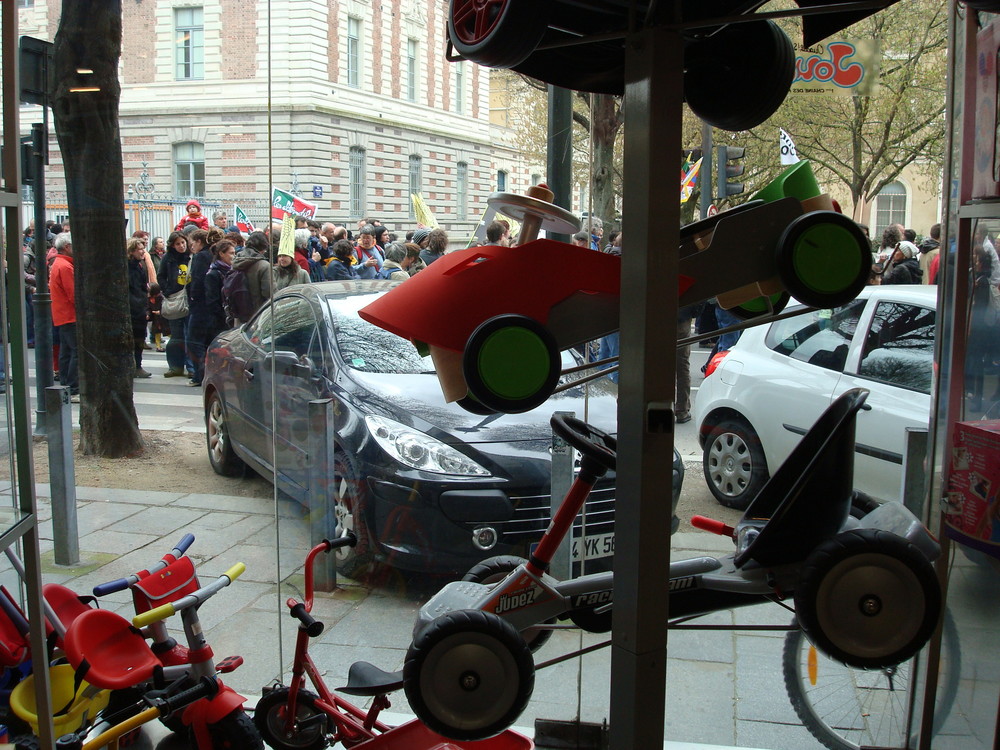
[589,94,622,229]
[52,1,143,457]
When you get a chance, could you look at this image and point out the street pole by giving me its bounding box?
[30,121,54,436]
[547,85,573,243]
[699,120,713,220]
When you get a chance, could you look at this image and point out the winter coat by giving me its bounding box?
[186,249,213,318]
[156,248,191,299]
[231,252,273,321]
[50,253,75,326]
[325,258,359,281]
[883,258,922,285]
[274,262,311,290]
[127,256,149,324]
[203,260,232,338]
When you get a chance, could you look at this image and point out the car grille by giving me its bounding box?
[496,484,616,541]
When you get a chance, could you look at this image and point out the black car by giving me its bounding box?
[203,280,683,577]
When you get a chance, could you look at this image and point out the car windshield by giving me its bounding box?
[325,293,434,374]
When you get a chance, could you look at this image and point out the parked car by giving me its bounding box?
[203,280,684,577]
[694,284,936,509]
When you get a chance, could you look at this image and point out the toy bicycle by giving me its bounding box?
[60,537,262,749]
[401,388,944,740]
[255,534,532,750]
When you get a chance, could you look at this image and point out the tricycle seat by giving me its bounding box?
[734,388,868,569]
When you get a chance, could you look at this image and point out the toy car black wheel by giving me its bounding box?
[793,528,941,669]
[776,211,870,310]
[206,390,247,477]
[463,315,560,414]
[463,556,553,652]
[511,41,626,95]
[684,20,794,132]
[702,417,768,510]
[728,291,790,320]
[404,609,534,741]
[448,0,552,69]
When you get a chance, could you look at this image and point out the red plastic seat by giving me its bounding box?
[43,584,93,637]
[63,609,160,690]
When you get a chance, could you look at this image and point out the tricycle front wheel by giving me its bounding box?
[253,688,328,750]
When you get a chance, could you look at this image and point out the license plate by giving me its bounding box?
[571,532,615,560]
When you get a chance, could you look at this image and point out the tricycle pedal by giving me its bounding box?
[217,655,243,673]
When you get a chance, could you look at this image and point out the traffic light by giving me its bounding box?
[715,145,746,199]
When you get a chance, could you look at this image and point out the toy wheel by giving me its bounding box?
[849,489,880,519]
[776,212,870,310]
[448,0,552,69]
[783,609,960,750]
[404,609,534,741]
[462,556,553,653]
[702,418,768,510]
[794,529,941,669]
[684,21,794,132]
[463,315,560,414]
[253,688,328,750]
[191,708,262,750]
[332,450,374,579]
[511,42,625,95]
[206,390,247,477]
[728,291,790,320]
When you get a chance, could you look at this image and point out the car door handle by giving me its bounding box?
[244,366,255,382]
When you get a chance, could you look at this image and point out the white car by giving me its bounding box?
[694,285,936,509]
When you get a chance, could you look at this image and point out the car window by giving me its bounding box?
[857,301,934,393]
[326,296,433,374]
[764,299,865,372]
[246,296,318,357]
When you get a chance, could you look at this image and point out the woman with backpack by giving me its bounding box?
[203,240,237,347]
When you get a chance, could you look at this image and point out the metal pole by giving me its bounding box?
[31,122,54,436]
[547,85,573,244]
[308,398,337,592]
[549,411,575,580]
[699,121,713,220]
[46,385,79,566]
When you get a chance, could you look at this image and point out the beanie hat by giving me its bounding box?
[412,228,430,244]
[186,199,202,212]
[896,241,919,259]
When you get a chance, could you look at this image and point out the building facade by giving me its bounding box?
[17,0,536,237]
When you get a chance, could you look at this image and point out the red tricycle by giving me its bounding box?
[255,533,533,750]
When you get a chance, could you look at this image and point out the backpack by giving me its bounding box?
[222,266,254,324]
[376,265,398,280]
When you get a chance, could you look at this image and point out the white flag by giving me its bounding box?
[780,128,800,165]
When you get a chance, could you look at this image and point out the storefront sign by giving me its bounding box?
[790,40,879,97]
[944,420,1000,560]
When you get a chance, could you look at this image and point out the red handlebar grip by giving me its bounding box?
[691,516,735,537]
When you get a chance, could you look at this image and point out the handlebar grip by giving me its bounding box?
[93,578,131,597]
[133,602,176,629]
[691,515,736,537]
[159,676,219,717]
[288,601,324,638]
[173,533,195,556]
[324,532,357,551]
[223,562,245,582]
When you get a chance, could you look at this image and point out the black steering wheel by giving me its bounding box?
[550,414,617,472]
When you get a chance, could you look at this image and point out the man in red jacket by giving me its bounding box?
[50,233,79,401]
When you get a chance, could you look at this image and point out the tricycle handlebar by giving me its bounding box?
[92,534,196,597]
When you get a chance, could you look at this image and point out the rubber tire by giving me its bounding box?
[728,291,790,321]
[448,0,552,69]
[404,609,534,741]
[332,450,374,580]
[793,529,942,669]
[463,315,560,414]
[684,21,794,132]
[849,490,880,519]
[702,418,768,510]
[511,42,625,96]
[253,688,328,750]
[192,707,263,750]
[206,389,247,477]
[462,556,554,653]
[783,609,961,750]
[776,211,871,310]
[12,735,39,750]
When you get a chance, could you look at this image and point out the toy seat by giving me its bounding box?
[43,583,94,638]
[734,388,869,568]
[0,587,30,668]
[63,608,160,690]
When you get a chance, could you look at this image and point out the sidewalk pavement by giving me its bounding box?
[0,478,826,750]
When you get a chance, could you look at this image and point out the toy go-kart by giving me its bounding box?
[255,534,533,750]
[359,161,871,414]
[446,0,878,132]
[399,389,943,741]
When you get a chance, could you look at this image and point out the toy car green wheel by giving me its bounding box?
[729,291,790,320]
[793,528,941,669]
[776,211,870,310]
[404,609,534,741]
[463,315,560,414]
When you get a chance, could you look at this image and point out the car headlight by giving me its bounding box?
[365,415,492,477]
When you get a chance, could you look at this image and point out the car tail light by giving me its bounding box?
[704,351,729,378]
